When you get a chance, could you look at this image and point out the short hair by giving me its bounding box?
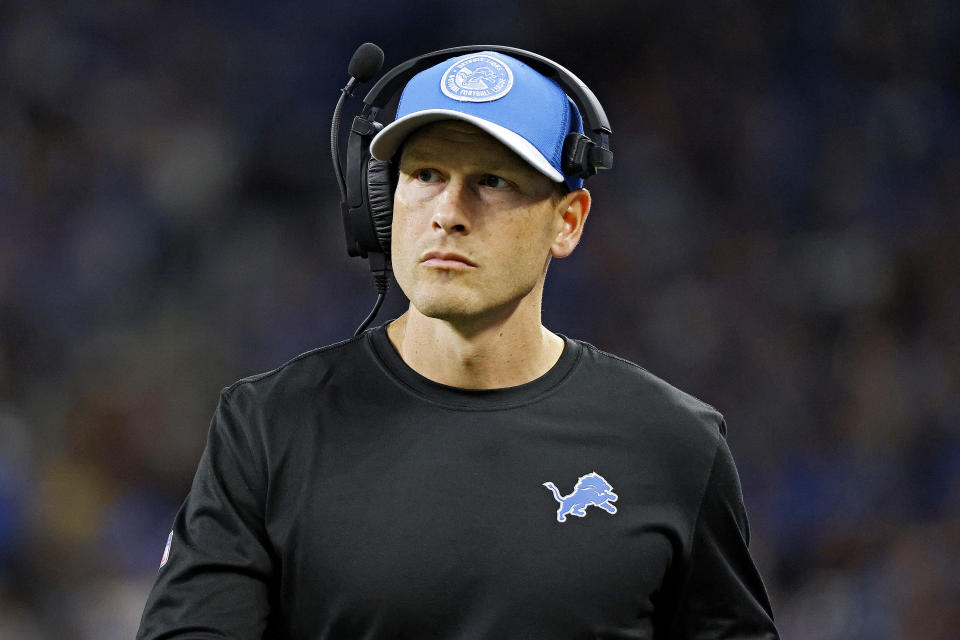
[550,183,570,208]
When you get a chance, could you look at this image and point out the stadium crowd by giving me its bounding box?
[1,1,957,637]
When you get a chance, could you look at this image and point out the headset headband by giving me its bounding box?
[359,45,612,141]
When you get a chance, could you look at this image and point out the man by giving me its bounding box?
[138,50,779,639]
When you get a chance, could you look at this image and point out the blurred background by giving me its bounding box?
[1,0,958,637]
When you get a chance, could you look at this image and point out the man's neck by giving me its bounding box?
[385,304,565,390]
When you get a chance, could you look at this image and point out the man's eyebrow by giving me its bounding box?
[396,149,435,165]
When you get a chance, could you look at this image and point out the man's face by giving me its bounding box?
[391,120,565,327]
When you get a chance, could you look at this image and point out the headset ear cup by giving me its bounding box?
[561,132,594,178]
[365,157,394,258]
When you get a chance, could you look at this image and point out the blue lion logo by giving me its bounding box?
[440,55,513,102]
[454,65,497,90]
[543,472,618,523]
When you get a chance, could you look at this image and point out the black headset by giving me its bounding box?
[330,44,613,334]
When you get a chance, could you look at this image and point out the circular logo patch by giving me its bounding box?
[440,55,514,102]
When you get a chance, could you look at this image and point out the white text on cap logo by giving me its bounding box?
[440,55,514,102]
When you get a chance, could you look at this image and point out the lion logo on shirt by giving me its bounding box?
[543,472,618,523]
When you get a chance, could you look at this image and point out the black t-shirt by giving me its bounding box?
[137,322,778,639]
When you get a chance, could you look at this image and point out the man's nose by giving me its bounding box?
[430,179,472,234]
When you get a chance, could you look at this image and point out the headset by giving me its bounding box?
[330,43,613,335]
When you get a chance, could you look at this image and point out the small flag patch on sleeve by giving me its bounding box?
[159,530,172,569]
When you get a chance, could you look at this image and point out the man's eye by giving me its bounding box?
[480,174,509,189]
[416,169,440,183]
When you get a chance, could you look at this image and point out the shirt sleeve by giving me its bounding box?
[665,434,780,639]
[137,388,276,639]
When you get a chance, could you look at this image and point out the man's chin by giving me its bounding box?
[410,293,524,330]
[410,299,477,324]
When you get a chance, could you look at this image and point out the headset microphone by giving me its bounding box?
[348,43,385,83]
[330,43,387,336]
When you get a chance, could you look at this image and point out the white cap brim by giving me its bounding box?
[369,109,565,183]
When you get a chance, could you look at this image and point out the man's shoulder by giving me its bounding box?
[219,332,369,409]
[571,336,727,441]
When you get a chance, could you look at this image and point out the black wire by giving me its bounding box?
[354,291,386,336]
[330,77,357,205]
[333,74,392,337]
[354,267,391,335]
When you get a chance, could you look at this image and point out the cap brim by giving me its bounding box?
[369,109,565,183]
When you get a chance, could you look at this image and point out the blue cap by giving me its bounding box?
[369,51,585,191]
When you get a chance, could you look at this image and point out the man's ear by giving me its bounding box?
[550,188,591,259]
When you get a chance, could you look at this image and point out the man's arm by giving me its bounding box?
[663,435,779,639]
[137,389,275,639]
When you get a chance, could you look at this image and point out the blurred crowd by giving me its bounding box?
[1,1,958,638]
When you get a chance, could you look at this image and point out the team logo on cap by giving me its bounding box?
[440,55,514,102]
